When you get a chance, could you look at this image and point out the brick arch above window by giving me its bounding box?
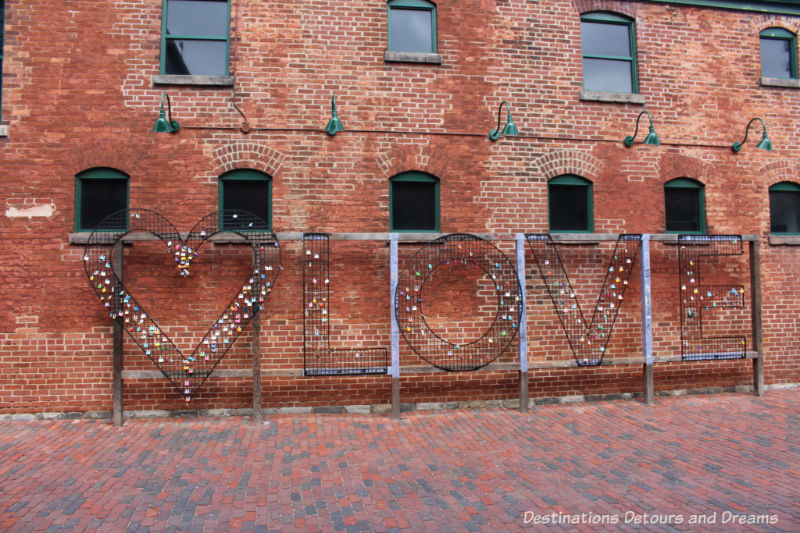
[761,159,800,188]
[376,142,449,180]
[572,0,639,19]
[533,150,603,182]
[209,141,285,178]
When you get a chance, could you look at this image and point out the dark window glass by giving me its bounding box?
[665,188,701,232]
[389,9,433,53]
[166,0,228,37]
[222,179,270,229]
[165,39,227,76]
[163,0,228,76]
[761,38,792,78]
[549,185,589,232]
[769,189,800,234]
[80,179,127,230]
[392,180,436,230]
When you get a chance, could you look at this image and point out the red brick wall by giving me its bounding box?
[1,0,799,414]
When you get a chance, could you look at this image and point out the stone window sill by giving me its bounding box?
[761,77,800,88]
[579,90,646,105]
[384,51,442,64]
[769,234,800,245]
[0,125,8,137]
[152,75,235,86]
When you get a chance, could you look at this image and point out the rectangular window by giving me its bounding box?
[388,0,437,54]
[76,170,129,232]
[581,12,637,93]
[760,28,797,79]
[390,172,439,231]
[1,1,5,117]
[769,183,800,234]
[161,0,230,76]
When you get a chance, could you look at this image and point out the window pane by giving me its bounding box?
[761,38,792,78]
[392,181,436,230]
[389,9,433,53]
[549,185,588,231]
[222,180,269,229]
[665,188,701,232]
[81,179,127,230]
[581,21,630,58]
[583,58,633,92]
[770,190,800,233]
[165,39,227,75]
[166,0,228,37]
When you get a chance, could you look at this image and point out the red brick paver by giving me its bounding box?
[1,390,799,532]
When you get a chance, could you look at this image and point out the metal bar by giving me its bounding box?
[252,312,263,424]
[516,234,529,413]
[112,241,124,427]
[390,233,401,419]
[640,235,654,404]
[749,240,764,396]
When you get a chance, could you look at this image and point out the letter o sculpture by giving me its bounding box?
[395,233,522,371]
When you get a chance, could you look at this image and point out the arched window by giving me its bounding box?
[769,181,800,234]
[219,169,271,230]
[580,12,638,93]
[387,0,437,54]
[75,168,129,231]
[390,172,439,231]
[664,178,705,234]
[548,175,593,232]
[760,27,797,80]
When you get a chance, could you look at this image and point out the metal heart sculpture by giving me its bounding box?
[83,208,281,402]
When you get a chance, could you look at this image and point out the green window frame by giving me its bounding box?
[580,11,638,94]
[75,168,130,232]
[387,0,437,54]
[390,172,440,232]
[769,181,800,234]
[548,175,593,233]
[218,169,272,230]
[160,0,231,76]
[664,178,706,234]
[760,27,798,79]
[1,0,5,117]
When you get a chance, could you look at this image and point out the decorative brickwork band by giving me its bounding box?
[83,209,281,402]
[302,233,388,376]
[526,234,641,366]
[395,234,522,372]
[678,235,747,361]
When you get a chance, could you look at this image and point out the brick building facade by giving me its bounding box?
[1,0,800,417]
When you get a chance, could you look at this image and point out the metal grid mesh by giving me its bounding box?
[83,209,281,402]
[395,234,522,372]
[302,233,387,376]
[526,234,641,366]
[678,234,746,361]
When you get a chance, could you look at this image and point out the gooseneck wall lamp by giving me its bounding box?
[489,101,519,141]
[732,117,772,152]
[325,95,344,136]
[624,110,659,147]
[153,92,180,133]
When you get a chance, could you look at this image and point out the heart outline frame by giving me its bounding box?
[83,208,281,402]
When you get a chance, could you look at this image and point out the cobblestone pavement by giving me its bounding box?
[1,390,799,532]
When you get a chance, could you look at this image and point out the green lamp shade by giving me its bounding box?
[756,133,773,151]
[325,116,343,136]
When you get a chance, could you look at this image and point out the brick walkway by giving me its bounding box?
[1,390,798,532]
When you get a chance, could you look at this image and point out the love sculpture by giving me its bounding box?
[83,208,281,402]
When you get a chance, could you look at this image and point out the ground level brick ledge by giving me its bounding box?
[2,383,796,422]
